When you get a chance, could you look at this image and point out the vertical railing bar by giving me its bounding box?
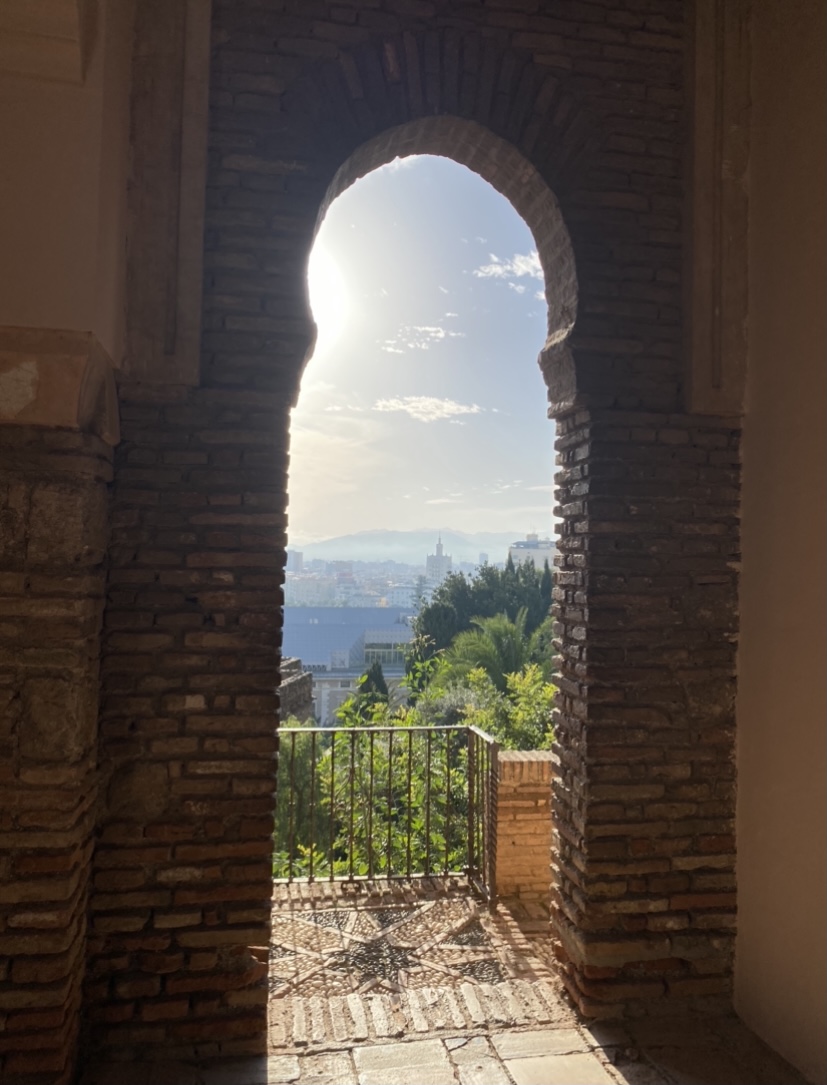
[309,730,316,882]
[424,730,432,876]
[489,739,499,909]
[474,737,481,891]
[479,746,486,889]
[481,740,487,884]
[445,730,451,874]
[329,731,336,881]
[466,729,475,878]
[288,731,296,882]
[348,729,356,881]
[386,730,393,878]
[368,730,375,881]
[486,741,491,892]
[406,730,413,880]
[474,736,481,891]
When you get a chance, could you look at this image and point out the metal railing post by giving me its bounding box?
[487,739,499,911]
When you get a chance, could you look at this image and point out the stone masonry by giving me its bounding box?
[0,1,747,1080]
[277,659,313,723]
[0,428,112,1083]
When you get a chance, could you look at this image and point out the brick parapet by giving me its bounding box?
[496,751,554,903]
[278,661,314,723]
[0,426,112,1084]
[550,408,740,1016]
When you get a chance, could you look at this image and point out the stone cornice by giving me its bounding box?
[0,326,120,444]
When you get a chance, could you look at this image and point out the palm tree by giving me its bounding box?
[438,608,531,692]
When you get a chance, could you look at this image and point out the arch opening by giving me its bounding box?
[276,136,570,934]
[298,118,580,417]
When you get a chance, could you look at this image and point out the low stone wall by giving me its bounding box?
[495,751,554,903]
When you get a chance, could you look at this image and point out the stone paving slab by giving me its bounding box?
[80,1015,810,1085]
[491,1026,590,1060]
[506,1050,616,1085]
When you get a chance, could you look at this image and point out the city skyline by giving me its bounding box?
[288,154,557,548]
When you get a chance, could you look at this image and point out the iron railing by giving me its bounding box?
[274,725,499,905]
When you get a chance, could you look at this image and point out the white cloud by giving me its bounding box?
[380,324,466,353]
[373,396,483,423]
[473,250,543,282]
[376,155,420,175]
[508,283,526,294]
[426,497,459,505]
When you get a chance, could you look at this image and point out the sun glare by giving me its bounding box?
[307,242,350,359]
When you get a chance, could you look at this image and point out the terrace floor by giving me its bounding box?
[83,879,809,1085]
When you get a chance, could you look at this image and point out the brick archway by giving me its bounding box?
[80,3,740,1071]
[309,116,579,413]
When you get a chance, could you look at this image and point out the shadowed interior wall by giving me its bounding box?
[0,0,133,360]
[735,2,827,1082]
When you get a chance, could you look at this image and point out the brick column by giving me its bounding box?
[85,386,288,1062]
[495,752,554,903]
[0,428,112,1084]
[551,409,740,1018]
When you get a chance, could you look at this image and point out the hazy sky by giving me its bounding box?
[288,155,556,547]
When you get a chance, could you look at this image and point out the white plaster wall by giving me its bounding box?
[736,2,827,1082]
[0,0,133,362]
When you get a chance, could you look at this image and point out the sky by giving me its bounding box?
[288,155,556,548]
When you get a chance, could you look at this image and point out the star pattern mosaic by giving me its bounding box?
[269,897,508,997]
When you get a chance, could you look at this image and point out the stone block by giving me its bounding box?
[107,763,170,821]
[20,677,92,763]
[491,1029,589,1060]
[505,1052,615,1085]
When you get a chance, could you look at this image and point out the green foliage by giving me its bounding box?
[361,660,389,700]
[273,700,469,879]
[412,560,552,659]
[274,586,558,880]
[436,609,531,692]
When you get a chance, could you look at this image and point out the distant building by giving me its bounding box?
[508,533,555,571]
[478,552,488,566]
[425,536,452,586]
[282,606,414,724]
[386,583,417,608]
[285,550,303,573]
[284,575,336,605]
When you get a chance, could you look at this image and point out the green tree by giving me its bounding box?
[361,660,389,700]
[540,559,553,612]
[436,609,532,692]
[413,560,552,659]
[434,664,556,751]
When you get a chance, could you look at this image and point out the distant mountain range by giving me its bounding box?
[294,529,536,565]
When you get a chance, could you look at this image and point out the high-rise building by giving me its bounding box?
[425,536,452,586]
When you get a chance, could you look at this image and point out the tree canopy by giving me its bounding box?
[411,559,553,662]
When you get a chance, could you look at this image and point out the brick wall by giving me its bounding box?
[0,0,750,1072]
[552,409,739,1016]
[496,752,554,903]
[278,659,314,722]
[86,386,290,1060]
[0,428,111,1084]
